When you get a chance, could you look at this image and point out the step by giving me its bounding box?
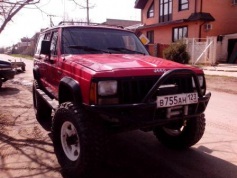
[36,89,58,110]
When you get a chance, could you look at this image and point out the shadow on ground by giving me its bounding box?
[90,130,237,178]
[0,122,61,178]
[0,87,20,95]
[0,122,236,178]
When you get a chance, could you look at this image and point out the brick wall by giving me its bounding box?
[146,43,169,58]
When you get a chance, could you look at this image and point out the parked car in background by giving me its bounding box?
[0,60,15,88]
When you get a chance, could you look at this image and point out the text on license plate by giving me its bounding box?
[157,93,198,108]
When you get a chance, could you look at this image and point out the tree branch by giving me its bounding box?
[0,0,40,34]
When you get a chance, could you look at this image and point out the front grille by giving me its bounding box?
[118,75,193,104]
[119,77,158,104]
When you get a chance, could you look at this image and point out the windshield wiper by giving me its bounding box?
[68,45,111,54]
[107,47,145,55]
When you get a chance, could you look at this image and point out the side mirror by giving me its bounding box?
[40,40,50,55]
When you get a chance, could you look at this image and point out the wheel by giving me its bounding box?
[52,102,106,178]
[153,114,206,149]
[21,65,26,71]
[0,80,2,88]
[32,80,52,130]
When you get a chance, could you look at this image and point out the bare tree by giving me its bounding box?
[0,0,40,34]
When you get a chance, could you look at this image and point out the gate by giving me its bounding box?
[186,37,217,65]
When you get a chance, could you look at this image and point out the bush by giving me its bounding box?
[163,41,190,64]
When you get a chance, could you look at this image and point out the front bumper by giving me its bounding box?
[86,69,211,128]
[0,69,15,81]
[88,92,211,124]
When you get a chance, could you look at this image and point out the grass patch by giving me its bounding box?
[205,74,237,81]
[10,54,33,60]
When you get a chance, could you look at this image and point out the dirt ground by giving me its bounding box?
[205,75,237,95]
[0,83,61,178]
[0,74,236,178]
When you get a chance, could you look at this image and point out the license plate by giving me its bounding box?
[157,93,198,108]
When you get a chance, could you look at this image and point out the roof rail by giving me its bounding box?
[57,21,124,29]
[58,21,99,26]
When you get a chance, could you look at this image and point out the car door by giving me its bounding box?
[47,30,61,98]
[34,31,51,89]
[34,30,60,98]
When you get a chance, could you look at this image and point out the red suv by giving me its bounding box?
[33,22,211,177]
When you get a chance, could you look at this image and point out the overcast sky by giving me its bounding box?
[0,0,141,47]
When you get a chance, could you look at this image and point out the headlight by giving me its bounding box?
[192,76,204,87]
[98,80,117,96]
[198,76,204,87]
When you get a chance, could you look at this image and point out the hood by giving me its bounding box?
[0,60,12,68]
[66,54,203,75]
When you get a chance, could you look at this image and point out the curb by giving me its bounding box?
[202,68,237,72]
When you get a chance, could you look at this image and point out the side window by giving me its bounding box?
[35,31,52,56]
[50,31,58,56]
[35,34,44,55]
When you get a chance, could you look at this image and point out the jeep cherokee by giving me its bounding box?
[33,22,211,177]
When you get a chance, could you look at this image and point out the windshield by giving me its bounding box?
[62,27,149,55]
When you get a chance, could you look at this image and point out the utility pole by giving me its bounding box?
[86,0,89,24]
[71,0,94,24]
[47,14,56,27]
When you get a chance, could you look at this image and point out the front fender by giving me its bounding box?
[59,77,82,105]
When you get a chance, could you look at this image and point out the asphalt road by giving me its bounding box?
[0,54,236,178]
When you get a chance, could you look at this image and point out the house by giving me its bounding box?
[135,0,237,63]
[102,18,141,28]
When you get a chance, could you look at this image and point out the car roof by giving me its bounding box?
[42,21,133,33]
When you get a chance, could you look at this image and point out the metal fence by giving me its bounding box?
[186,37,217,65]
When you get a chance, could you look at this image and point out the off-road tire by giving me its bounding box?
[32,80,52,130]
[52,102,106,178]
[153,114,206,149]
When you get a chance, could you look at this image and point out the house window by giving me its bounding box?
[147,2,154,18]
[179,0,189,11]
[173,26,188,42]
[147,31,154,44]
[159,0,172,23]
